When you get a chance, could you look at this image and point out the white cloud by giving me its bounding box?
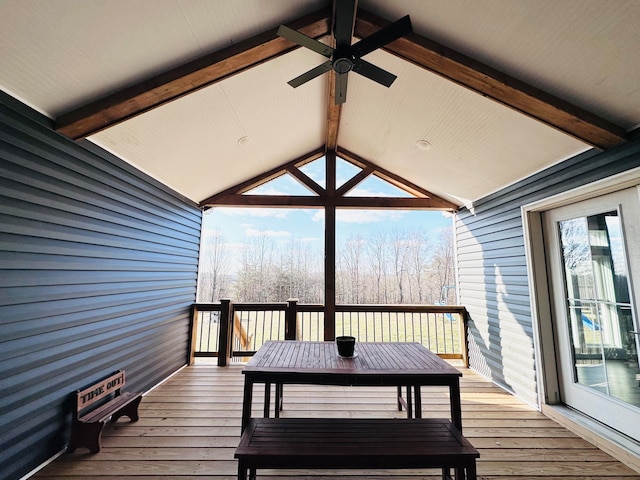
[312,209,406,224]
[214,207,289,218]
[246,186,288,195]
[245,227,291,238]
[347,187,395,197]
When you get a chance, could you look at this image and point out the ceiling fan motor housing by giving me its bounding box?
[333,46,355,73]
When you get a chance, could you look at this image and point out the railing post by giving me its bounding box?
[188,304,199,366]
[285,298,298,340]
[460,308,469,368]
[218,299,233,367]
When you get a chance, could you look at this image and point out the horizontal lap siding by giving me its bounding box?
[0,92,202,480]
[456,139,640,408]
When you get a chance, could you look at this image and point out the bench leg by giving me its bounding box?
[237,460,246,480]
[111,395,142,422]
[68,420,105,453]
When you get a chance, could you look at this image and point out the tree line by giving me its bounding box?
[197,227,455,305]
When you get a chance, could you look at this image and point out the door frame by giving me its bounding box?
[522,166,640,469]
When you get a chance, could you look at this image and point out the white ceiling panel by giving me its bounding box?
[0,0,325,116]
[362,0,640,129]
[91,49,327,202]
[340,50,589,204]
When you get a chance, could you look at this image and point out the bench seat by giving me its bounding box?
[235,417,479,480]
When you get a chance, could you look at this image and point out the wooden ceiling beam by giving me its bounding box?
[207,194,453,210]
[325,71,342,152]
[338,148,459,210]
[200,149,324,208]
[286,165,325,196]
[55,9,331,140]
[355,9,627,149]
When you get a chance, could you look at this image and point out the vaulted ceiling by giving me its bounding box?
[2,0,639,209]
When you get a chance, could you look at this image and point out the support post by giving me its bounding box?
[324,150,337,340]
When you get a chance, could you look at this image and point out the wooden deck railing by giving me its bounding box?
[190,300,469,367]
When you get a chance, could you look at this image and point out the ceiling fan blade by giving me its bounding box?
[353,59,397,87]
[277,25,333,57]
[333,0,357,47]
[352,15,412,58]
[334,72,349,104]
[287,61,332,88]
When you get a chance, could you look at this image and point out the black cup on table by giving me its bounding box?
[336,336,356,357]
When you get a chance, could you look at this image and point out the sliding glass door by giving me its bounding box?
[544,187,640,440]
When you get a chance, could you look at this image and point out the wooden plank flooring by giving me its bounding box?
[33,363,640,479]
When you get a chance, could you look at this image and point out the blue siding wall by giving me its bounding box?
[456,139,640,407]
[0,92,202,480]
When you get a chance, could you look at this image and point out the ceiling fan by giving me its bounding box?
[277,0,412,104]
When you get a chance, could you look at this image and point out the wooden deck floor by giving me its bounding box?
[33,363,640,479]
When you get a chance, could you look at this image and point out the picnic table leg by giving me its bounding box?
[237,460,247,480]
[263,382,271,418]
[414,385,422,418]
[449,378,463,432]
[275,383,283,417]
[241,379,253,433]
[466,460,477,480]
[397,386,413,417]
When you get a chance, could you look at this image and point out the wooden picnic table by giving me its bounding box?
[240,341,463,432]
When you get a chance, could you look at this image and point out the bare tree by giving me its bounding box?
[339,235,366,303]
[276,239,323,302]
[427,228,455,304]
[197,229,231,302]
[405,230,430,303]
[366,231,390,303]
[236,234,276,301]
[390,230,409,303]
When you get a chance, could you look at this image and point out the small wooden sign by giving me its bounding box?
[76,371,125,411]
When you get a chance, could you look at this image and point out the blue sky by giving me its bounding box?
[200,156,453,271]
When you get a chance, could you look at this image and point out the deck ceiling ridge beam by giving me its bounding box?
[55,8,332,140]
[354,9,627,149]
[325,71,342,151]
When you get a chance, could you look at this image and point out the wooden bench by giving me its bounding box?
[235,418,479,480]
[67,370,142,453]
